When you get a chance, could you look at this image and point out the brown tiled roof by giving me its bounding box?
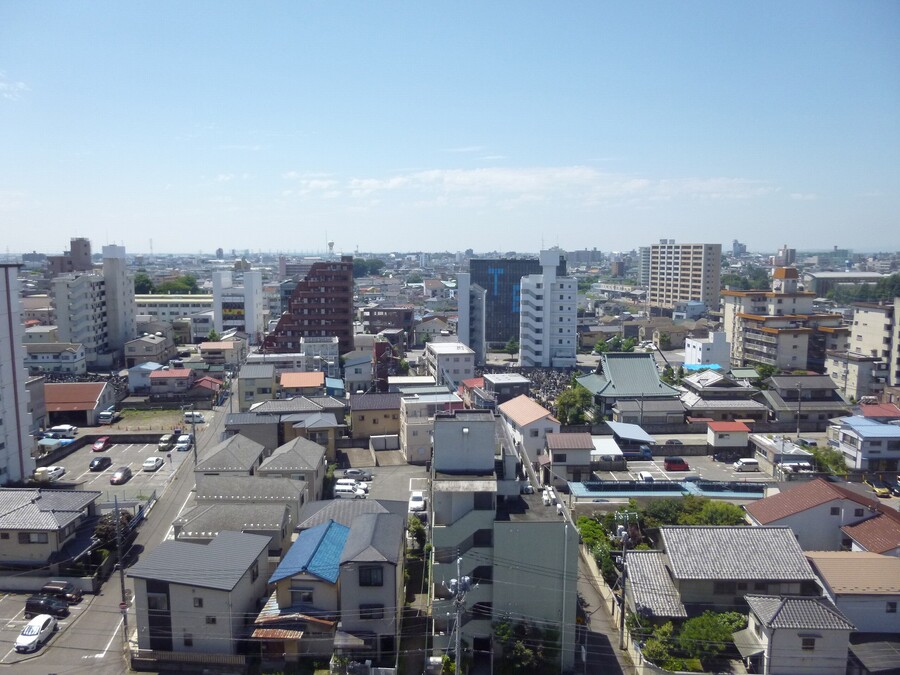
[498,395,556,427]
[149,368,192,379]
[842,511,900,554]
[546,432,594,450]
[280,371,325,389]
[44,382,106,411]
[806,551,900,595]
[707,421,750,432]
[860,403,900,419]
[744,478,880,525]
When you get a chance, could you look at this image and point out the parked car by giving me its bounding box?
[40,580,83,604]
[110,466,133,485]
[174,434,192,452]
[157,434,175,451]
[92,436,111,452]
[664,456,690,471]
[622,445,653,461]
[408,490,426,513]
[637,471,655,483]
[142,456,164,472]
[887,480,900,498]
[48,424,77,438]
[24,595,68,619]
[89,456,112,472]
[865,477,892,498]
[34,466,66,482]
[664,439,684,446]
[15,614,57,653]
[343,468,374,481]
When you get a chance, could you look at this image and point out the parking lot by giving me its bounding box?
[47,436,195,501]
[597,454,771,484]
[0,591,91,665]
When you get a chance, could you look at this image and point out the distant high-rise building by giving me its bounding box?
[102,245,137,355]
[264,256,354,353]
[212,270,265,344]
[0,264,36,484]
[774,244,797,267]
[47,237,93,276]
[637,246,651,287]
[732,239,747,257]
[455,272,487,365]
[464,256,566,348]
[518,250,577,368]
[647,240,721,312]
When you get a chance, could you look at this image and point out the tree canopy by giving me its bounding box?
[555,385,593,425]
[352,258,386,278]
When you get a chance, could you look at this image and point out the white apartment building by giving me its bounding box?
[50,246,136,369]
[684,331,730,367]
[722,267,848,371]
[24,343,87,375]
[135,294,214,322]
[845,299,900,387]
[212,270,265,344]
[429,410,576,671]
[454,272,487,365]
[647,240,721,311]
[518,250,577,368]
[424,340,474,388]
[399,391,462,463]
[0,265,36,484]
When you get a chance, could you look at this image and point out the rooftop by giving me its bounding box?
[806,551,900,595]
[349,393,402,411]
[280,371,325,389]
[269,520,350,584]
[238,364,276,379]
[498,394,556,427]
[745,478,880,525]
[0,488,101,531]
[746,594,855,631]
[197,434,266,472]
[128,531,270,591]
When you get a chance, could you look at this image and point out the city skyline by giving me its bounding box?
[1,2,898,254]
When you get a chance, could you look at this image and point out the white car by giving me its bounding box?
[142,456,164,472]
[174,434,193,452]
[37,466,66,482]
[408,491,426,513]
[15,614,57,653]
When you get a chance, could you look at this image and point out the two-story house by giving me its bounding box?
[237,364,277,413]
[349,393,401,440]
[497,394,560,463]
[129,531,270,655]
[256,437,327,501]
[543,432,593,488]
[194,434,268,487]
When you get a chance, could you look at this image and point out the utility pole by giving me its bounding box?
[617,511,639,650]
[796,383,803,440]
[190,402,198,466]
[449,556,473,674]
[114,496,129,650]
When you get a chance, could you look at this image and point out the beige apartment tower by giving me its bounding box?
[647,240,721,312]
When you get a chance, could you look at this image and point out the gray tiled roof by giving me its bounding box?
[283,412,340,429]
[195,475,306,502]
[225,412,280,427]
[259,437,325,472]
[251,398,323,414]
[768,375,839,390]
[174,503,289,538]
[238,364,276,379]
[296,499,408,530]
[0,488,101,531]
[627,550,687,619]
[662,527,817,581]
[128,530,270,591]
[577,353,680,399]
[197,434,265,472]
[746,595,855,631]
[350,393,401,411]
[340,513,405,566]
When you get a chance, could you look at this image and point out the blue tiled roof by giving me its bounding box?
[842,416,900,438]
[269,519,349,584]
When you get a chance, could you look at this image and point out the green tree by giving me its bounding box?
[659,333,671,350]
[809,444,848,476]
[682,500,746,526]
[408,515,427,549]
[661,365,675,384]
[677,611,746,660]
[155,274,200,295]
[503,338,519,356]
[207,328,221,342]
[134,272,154,294]
[556,386,593,425]
[92,511,132,546]
[642,621,674,665]
[407,273,424,284]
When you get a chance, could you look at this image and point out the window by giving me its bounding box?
[206,616,217,624]
[147,593,168,611]
[359,566,383,587]
[251,559,259,582]
[555,453,567,463]
[713,581,736,595]
[0,533,8,540]
[359,603,384,620]
[184,632,193,647]
[887,602,897,614]
[291,586,313,604]
[830,507,840,516]
[801,637,816,651]
[529,429,539,438]
[193,597,203,608]
[18,532,48,544]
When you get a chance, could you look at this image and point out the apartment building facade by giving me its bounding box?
[518,250,578,368]
[647,240,721,312]
[722,267,848,371]
[264,256,354,354]
[424,340,475,388]
[0,265,36,484]
[212,270,265,345]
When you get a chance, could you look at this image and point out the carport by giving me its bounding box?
[44,381,114,426]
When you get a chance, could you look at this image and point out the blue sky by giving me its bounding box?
[1,1,897,255]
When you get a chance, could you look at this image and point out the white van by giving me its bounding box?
[48,425,78,438]
[183,411,205,424]
[335,478,369,492]
[334,484,366,499]
[637,471,655,483]
[734,458,760,472]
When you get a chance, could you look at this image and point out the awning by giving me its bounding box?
[732,628,765,658]
[334,630,368,650]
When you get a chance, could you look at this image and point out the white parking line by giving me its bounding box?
[84,616,121,659]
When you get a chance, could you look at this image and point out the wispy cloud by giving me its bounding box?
[279,165,777,211]
[789,192,818,201]
[0,72,28,101]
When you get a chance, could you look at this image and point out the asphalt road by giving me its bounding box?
[8,401,228,675]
